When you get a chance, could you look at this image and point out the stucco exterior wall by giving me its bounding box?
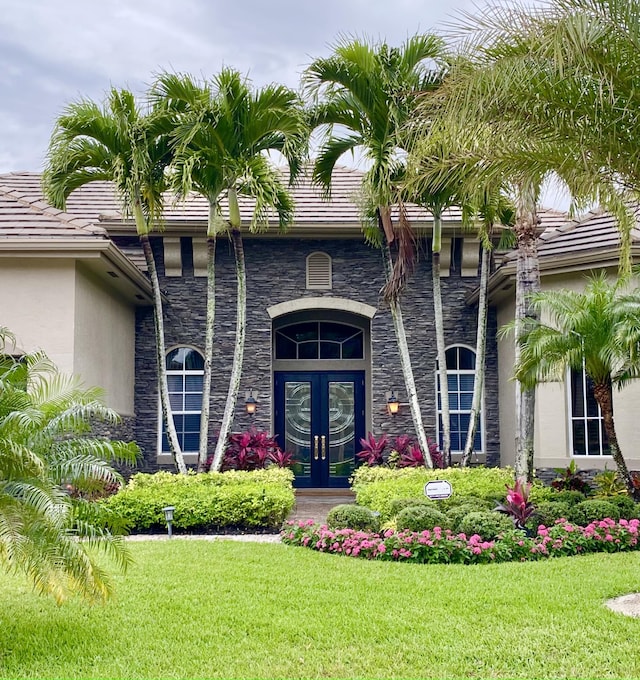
[497,268,640,472]
[0,258,76,371]
[74,263,136,414]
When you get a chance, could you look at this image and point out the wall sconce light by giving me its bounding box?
[245,389,258,415]
[386,390,400,416]
[162,505,175,539]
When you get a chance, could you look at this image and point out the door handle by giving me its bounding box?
[314,435,319,460]
[321,435,326,460]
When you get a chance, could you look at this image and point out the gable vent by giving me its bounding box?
[306,252,332,289]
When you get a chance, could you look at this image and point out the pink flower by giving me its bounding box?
[377,543,386,554]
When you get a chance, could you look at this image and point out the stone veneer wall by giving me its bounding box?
[131,235,500,471]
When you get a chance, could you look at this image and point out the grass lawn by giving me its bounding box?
[1,540,640,679]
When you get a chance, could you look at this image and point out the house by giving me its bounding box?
[1,168,637,486]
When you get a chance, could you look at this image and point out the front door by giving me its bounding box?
[274,371,365,488]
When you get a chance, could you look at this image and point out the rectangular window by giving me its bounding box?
[436,347,483,454]
[569,369,609,456]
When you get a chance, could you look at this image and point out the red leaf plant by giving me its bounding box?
[495,479,536,530]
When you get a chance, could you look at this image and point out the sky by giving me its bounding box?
[0,0,570,209]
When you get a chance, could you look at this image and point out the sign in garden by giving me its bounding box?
[424,479,453,500]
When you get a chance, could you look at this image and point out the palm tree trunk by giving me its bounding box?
[381,241,433,468]
[514,181,540,484]
[210,189,246,472]
[139,233,187,475]
[593,382,640,501]
[197,205,217,471]
[432,210,451,466]
[461,243,490,466]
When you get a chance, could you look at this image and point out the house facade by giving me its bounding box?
[1,169,638,486]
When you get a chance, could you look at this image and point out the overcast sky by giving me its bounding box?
[0,0,569,209]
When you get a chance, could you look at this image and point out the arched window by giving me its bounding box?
[160,346,204,454]
[568,368,609,456]
[436,346,483,453]
[275,321,364,360]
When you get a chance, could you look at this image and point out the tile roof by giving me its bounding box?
[535,206,640,260]
[0,173,107,239]
[0,167,570,238]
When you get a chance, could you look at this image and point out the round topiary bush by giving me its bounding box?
[447,502,493,532]
[551,490,587,506]
[599,495,638,520]
[326,504,380,532]
[388,497,435,518]
[396,505,449,532]
[458,511,514,540]
[568,499,621,526]
[532,501,572,528]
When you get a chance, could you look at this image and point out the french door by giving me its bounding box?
[274,371,365,488]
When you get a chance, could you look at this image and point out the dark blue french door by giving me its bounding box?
[274,371,365,488]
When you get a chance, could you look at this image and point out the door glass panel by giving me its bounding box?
[328,381,355,478]
[284,382,312,478]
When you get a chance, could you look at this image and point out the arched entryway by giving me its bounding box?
[268,300,375,488]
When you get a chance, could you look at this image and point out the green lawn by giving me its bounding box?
[1,540,640,679]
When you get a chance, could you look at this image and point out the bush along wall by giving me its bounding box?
[103,469,295,533]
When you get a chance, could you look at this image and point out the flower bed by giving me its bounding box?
[281,517,640,564]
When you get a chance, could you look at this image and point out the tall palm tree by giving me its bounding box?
[152,70,308,472]
[409,0,640,476]
[304,34,447,466]
[512,273,640,500]
[461,194,515,466]
[0,327,137,603]
[43,89,187,474]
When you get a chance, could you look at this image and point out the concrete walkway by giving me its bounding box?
[287,488,356,524]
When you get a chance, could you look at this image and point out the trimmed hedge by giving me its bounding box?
[351,466,553,520]
[569,499,621,526]
[457,511,514,541]
[103,469,295,532]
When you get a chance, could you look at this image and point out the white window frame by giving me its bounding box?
[567,367,609,457]
[158,345,204,456]
[435,344,484,454]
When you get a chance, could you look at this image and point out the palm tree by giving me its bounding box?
[408,0,640,477]
[42,89,187,474]
[152,70,308,472]
[512,273,640,500]
[304,34,447,466]
[0,327,138,602]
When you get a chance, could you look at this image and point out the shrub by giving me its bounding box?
[568,499,620,526]
[220,428,293,471]
[326,504,380,532]
[103,468,295,532]
[602,494,638,520]
[593,469,627,496]
[551,490,587,506]
[396,505,449,532]
[495,480,535,530]
[551,460,592,495]
[388,497,435,518]
[458,511,514,541]
[532,501,572,528]
[351,467,540,519]
[447,503,492,532]
[447,495,492,509]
